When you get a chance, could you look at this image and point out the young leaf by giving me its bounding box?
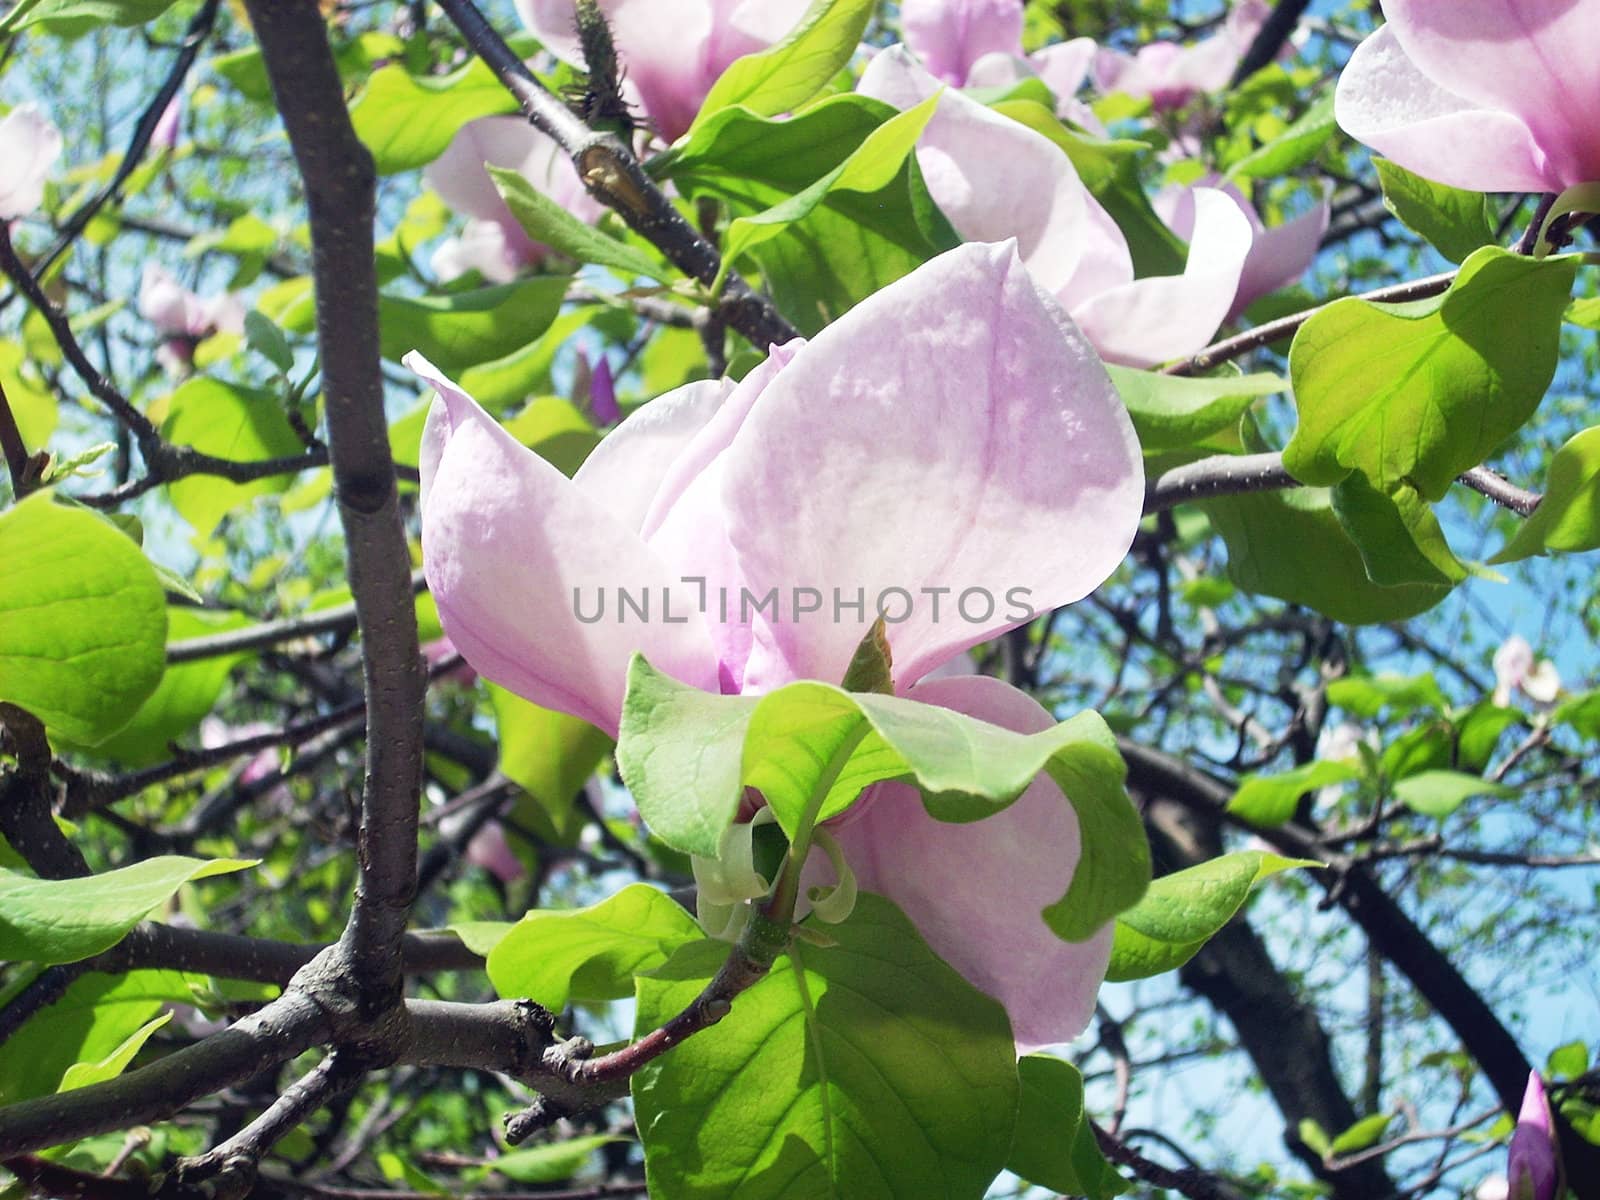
[0,493,167,745]
[56,1011,172,1092]
[490,165,670,282]
[350,60,519,174]
[1490,425,1600,562]
[486,884,703,1010]
[690,0,876,133]
[1225,87,1337,181]
[1105,851,1319,982]
[0,856,256,965]
[490,684,613,846]
[375,278,571,374]
[475,1135,625,1184]
[1373,159,1495,264]
[1007,1055,1128,1197]
[1285,246,1576,499]
[1391,770,1512,819]
[1329,1112,1394,1156]
[162,378,305,537]
[1228,760,1360,827]
[1107,367,1284,452]
[631,893,1018,1200]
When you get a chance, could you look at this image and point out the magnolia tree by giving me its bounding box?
[0,0,1597,1197]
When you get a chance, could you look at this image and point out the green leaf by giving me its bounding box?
[162,378,306,537]
[1547,1040,1589,1079]
[448,921,515,958]
[487,884,703,1010]
[618,656,1148,942]
[1390,770,1512,819]
[0,342,58,450]
[719,93,939,282]
[1007,1056,1127,1197]
[0,0,173,36]
[478,1135,624,1184]
[1331,474,1470,587]
[1105,851,1318,982]
[1491,425,1600,562]
[632,893,1018,1200]
[691,0,876,132]
[1326,672,1446,718]
[490,685,613,846]
[376,278,571,374]
[0,856,255,965]
[244,311,295,375]
[72,607,251,766]
[1225,87,1337,180]
[56,1011,172,1092]
[1329,1112,1393,1156]
[350,60,519,174]
[490,166,670,281]
[1373,159,1495,264]
[1202,486,1452,624]
[1228,761,1360,827]
[1108,367,1283,452]
[0,494,167,745]
[1299,1118,1333,1160]
[1285,246,1576,499]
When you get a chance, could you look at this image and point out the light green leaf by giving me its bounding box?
[1329,1112,1394,1156]
[1106,851,1319,982]
[1285,246,1576,499]
[1326,672,1446,718]
[478,1135,624,1184]
[1373,159,1495,264]
[1391,770,1512,819]
[0,856,255,965]
[56,1011,172,1092]
[1202,486,1452,624]
[618,656,1148,942]
[1491,425,1600,562]
[1548,1040,1589,1079]
[0,494,167,745]
[1299,1118,1333,1160]
[1225,87,1337,180]
[1007,1055,1127,1197]
[490,166,669,281]
[487,885,702,1010]
[0,342,57,450]
[162,377,305,537]
[448,921,515,958]
[1228,761,1360,827]
[1108,367,1283,452]
[632,893,1017,1200]
[244,311,295,375]
[0,0,172,36]
[490,684,612,846]
[376,278,571,374]
[1331,474,1470,587]
[350,60,519,174]
[691,0,876,132]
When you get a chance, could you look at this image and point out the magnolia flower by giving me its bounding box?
[1335,0,1600,195]
[138,264,246,340]
[514,0,812,142]
[1508,1072,1560,1200]
[1492,635,1560,707]
[427,117,603,285]
[1152,175,1329,319]
[861,47,1252,367]
[412,241,1145,1047]
[440,809,526,884]
[0,103,63,220]
[1092,0,1270,110]
[152,95,182,153]
[896,0,1101,130]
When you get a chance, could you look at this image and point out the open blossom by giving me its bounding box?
[1508,1072,1560,1200]
[412,241,1144,1046]
[1493,635,1560,707]
[1152,175,1329,319]
[139,264,245,341]
[427,117,603,285]
[0,103,64,220]
[514,0,811,142]
[898,0,1101,129]
[861,46,1252,367]
[1092,0,1270,111]
[1336,0,1600,195]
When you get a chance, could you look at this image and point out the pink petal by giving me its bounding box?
[900,0,1024,85]
[430,218,536,285]
[0,103,62,220]
[1380,0,1600,189]
[1334,26,1557,194]
[411,352,719,734]
[1070,186,1253,367]
[827,674,1114,1049]
[426,116,599,229]
[138,264,204,337]
[1172,0,1269,94]
[724,241,1143,692]
[1231,190,1328,317]
[1508,1071,1559,1200]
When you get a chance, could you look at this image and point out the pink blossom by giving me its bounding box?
[1092,0,1270,111]
[1335,0,1600,195]
[587,354,620,425]
[0,103,63,220]
[427,116,603,285]
[861,47,1253,367]
[1508,1072,1560,1200]
[138,264,246,340]
[422,635,478,685]
[411,241,1145,1046]
[152,95,182,152]
[1493,635,1560,707]
[440,811,526,884]
[1152,174,1329,319]
[514,0,813,142]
